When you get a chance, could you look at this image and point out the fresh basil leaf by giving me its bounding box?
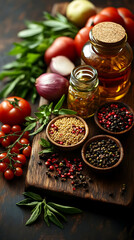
[18,28,43,38]
[26,53,41,64]
[39,148,54,155]
[24,122,36,132]
[30,123,46,136]
[53,94,65,112]
[58,109,77,115]
[25,202,42,225]
[47,202,82,214]
[0,70,23,80]
[47,204,67,222]
[47,209,63,229]
[40,138,51,148]
[23,192,43,201]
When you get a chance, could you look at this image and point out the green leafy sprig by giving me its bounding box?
[24,94,76,136]
[16,191,82,228]
[0,12,79,102]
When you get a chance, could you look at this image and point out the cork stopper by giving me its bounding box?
[92,22,126,44]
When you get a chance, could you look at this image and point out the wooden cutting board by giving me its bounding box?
[25,3,134,207]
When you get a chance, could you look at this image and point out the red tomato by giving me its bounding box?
[85,15,96,27]
[22,146,31,157]
[2,137,11,148]
[117,8,134,20]
[100,7,125,26]
[0,162,7,172]
[44,36,76,65]
[0,152,10,163]
[123,17,134,45]
[74,26,93,57]
[93,13,117,25]
[22,131,30,139]
[0,131,5,143]
[16,154,26,165]
[19,138,29,145]
[14,167,23,177]
[11,146,20,154]
[0,96,31,125]
[11,125,22,133]
[1,124,11,134]
[4,169,14,180]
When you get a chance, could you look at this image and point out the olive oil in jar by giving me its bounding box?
[67,65,99,118]
[81,22,133,100]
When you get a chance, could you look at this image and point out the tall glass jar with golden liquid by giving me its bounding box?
[81,22,133,101]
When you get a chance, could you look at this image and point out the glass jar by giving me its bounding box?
[81,22,133,101]
[67,65,99,118]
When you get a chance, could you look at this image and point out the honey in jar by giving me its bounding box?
[67,65,99,118]
[81,22,133,100]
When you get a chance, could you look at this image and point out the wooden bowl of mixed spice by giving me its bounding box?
[94,101,134,135]
[81,135,123,172]
[46,115,89,151]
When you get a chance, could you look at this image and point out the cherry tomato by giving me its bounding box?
[22,146,31,157]
[11,146,20,154]
[99,7,125,26]
[2,137,11,148]
[4,169,14,180]
[0,131,5,143]
[123,17,134,45]
[117,7,134,20]
[14,167,23,177]
[1,124,11,134]
[44,36,76,65]
[0,96,31,125]
[16,154,26,165]
[74,26,93,57]
[22,131,30,139]
[19,138,29,145]
[0,162,7,172]
[0,152,10,163]
[11,125,22,133]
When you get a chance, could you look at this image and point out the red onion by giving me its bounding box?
[50,55,75,76]
[35,73,69,101]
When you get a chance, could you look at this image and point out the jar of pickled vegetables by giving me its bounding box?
[81,22,133,100]
[67,65,99,118]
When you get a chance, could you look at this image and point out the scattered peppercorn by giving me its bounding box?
[97,103,133,133]
[85,138,120,168]
[41,153,90,191]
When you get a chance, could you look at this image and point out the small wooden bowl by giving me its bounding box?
[46,115,89,151]
[94,101,134,135]
[81,135,123,172]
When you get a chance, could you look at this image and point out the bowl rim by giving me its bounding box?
[46,114,89,149]
[94,101,134,135]
[81,134,124,171]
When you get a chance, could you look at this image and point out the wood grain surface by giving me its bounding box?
[26,2,134,207]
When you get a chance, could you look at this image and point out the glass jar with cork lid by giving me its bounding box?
[81,22,133,100]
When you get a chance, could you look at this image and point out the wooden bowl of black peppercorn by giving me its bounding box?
[94,102,134,135]
[81,135,124,172]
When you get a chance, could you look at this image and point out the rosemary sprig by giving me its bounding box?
[16,191,82,228]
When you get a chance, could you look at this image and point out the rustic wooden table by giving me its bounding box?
[0,1,134,240]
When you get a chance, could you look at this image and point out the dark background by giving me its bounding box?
[0,1,134,240]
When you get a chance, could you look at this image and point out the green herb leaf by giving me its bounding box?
[25,202,42,225]
[40,138,51,148]
[53,94,65,112]
[23,192,43,201]
[47,202,82,214]
[47,209,63,229]
[58,109,77,115]
[47,204,67,222]
[18,28,43,38]
[43,205,50,227]
[16,198,39,207]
